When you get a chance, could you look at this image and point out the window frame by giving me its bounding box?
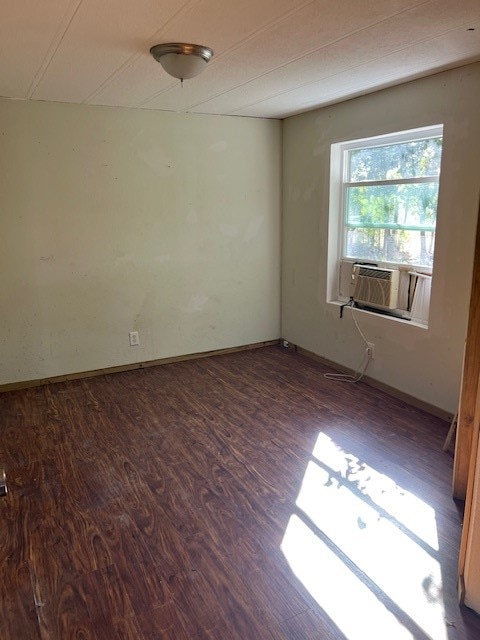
[338,125,443,273]
[327,125,445,327]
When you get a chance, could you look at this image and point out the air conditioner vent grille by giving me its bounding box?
[356,266,391,280]
[352,265,400,310]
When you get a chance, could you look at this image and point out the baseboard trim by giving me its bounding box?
[294,344,451,423]
[0,339,280,393]
[2,339,452,422]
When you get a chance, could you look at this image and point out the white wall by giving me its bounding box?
[0,99,281,384]
[282,63,480,414]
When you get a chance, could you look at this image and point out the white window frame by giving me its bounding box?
[327,125,443,326]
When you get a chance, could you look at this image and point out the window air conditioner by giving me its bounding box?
[351,264,399,310]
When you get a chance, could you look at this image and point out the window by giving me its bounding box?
[340,126,443,268]
[328,125,444,326]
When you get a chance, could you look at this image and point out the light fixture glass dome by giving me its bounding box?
[150,43,214,81]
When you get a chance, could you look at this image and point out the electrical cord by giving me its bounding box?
[351,305,370,348]
[324,305,372,383]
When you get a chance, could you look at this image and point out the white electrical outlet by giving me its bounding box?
[129,331,140,346]
[367,342,375,359]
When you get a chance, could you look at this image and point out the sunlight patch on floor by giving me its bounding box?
[282,514,414,640]
[281,432,447,640]
[312,432,438,550]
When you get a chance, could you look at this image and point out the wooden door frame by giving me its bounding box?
[456,198,480,597]
[457,370,480,600]
[453,199,480,500]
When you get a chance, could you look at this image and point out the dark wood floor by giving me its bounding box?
[1,345,479,639]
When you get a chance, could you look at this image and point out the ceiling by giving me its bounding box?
[1,0,479,119]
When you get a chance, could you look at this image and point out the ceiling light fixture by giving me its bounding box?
[150,43,214,84]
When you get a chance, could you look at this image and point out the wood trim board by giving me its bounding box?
[1,336,450,423]
[294,345,451,423]
[0,340,280,393]
[457,370,480,600]
[453,198,480,499]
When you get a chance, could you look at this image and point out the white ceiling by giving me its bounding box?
[1,0,479,119]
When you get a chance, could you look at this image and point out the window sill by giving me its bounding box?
[327,299,429,330]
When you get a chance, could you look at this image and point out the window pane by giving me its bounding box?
[348,137,442,182]
[344,228,435,267]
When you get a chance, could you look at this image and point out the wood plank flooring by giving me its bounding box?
[1,345,479,639]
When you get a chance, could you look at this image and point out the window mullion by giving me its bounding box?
[346,222,436,232]
[344,176,439,188]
